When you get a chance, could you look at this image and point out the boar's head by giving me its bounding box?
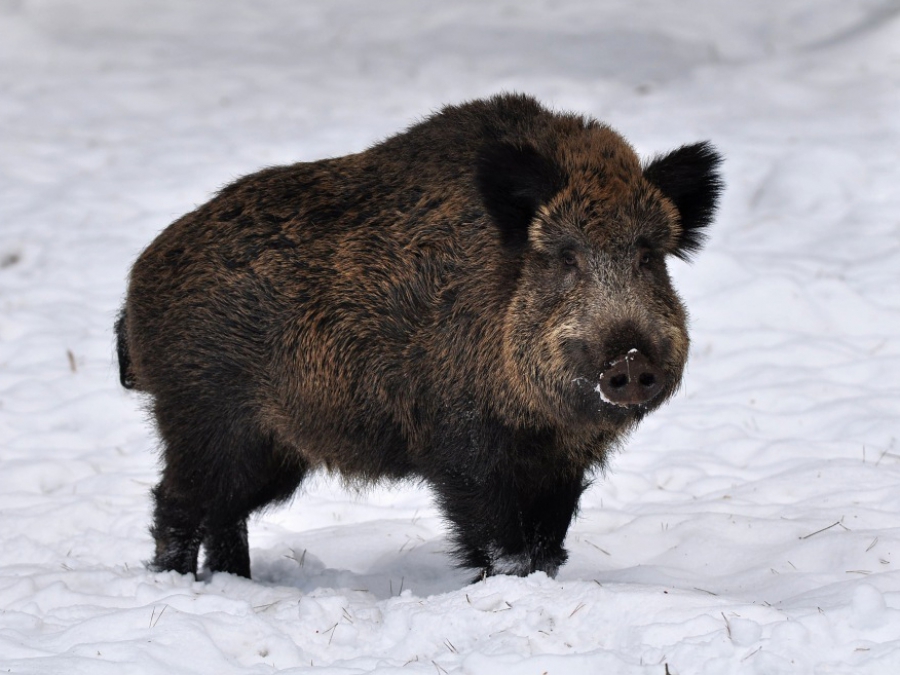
[477,126,722,433]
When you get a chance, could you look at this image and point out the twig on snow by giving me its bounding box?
[150,605,167,628]
[284,548,307,567]
[799,519,846,540]
[741,646,762,662]
[585,540,611,556]
[324,622,339,645]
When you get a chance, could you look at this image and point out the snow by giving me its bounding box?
[2,0,900,672]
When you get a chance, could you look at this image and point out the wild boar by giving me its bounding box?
[116,93,722,580]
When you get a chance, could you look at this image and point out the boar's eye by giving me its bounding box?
[635,247,655,272]
[560,248,578,268]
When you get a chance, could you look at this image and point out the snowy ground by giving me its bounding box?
[2,1,900,673]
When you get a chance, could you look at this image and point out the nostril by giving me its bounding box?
[610,374,628,389]
[638,372,656,388]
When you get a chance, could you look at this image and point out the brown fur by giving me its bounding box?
[118,93,722,579]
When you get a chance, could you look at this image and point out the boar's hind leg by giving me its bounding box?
[150,472,205,577]
[431,453,588,579]
[150,417,308,579]
[201,444,309,578]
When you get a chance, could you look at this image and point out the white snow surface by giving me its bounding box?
[2,1,900,673]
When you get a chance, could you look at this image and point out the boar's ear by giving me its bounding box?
[476,142,565,251]
[644,142,723,261]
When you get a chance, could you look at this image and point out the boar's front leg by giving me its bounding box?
[428,426,588,579]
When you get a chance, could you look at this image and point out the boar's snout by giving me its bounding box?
[598,350,664,407]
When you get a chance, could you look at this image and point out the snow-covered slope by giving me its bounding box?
[2,1,899,672]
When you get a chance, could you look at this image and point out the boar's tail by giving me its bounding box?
[115,308,137,389]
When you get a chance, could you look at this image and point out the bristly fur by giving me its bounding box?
[643,141,724,261]
[118,93,721,582]
[476,142,566,251]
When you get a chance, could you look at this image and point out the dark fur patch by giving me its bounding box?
[643,142,723,260]
[476,142,566,251]
[114,309,135,389]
